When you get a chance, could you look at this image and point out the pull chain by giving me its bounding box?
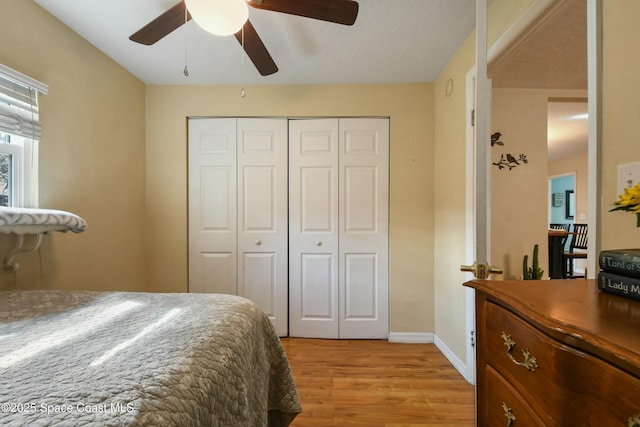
[240,26,246,97]
[183,6,189,77]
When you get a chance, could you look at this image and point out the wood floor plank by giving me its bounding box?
[281,338,475,427]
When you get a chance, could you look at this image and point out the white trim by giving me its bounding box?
[464,66,477,386]
[475,0,490,265]
[464,287,476,385]
[487,0,557,69]
[0,142,23,207]
[434,335,471,383]
[387,333,471,383]
[586,0,601,278]
[0,64,48,94]
[387,332,433,344]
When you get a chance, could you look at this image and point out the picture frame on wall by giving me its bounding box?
[552,192,563,207]
[565,190,575,219]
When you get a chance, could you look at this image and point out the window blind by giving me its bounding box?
[0,64,48,141]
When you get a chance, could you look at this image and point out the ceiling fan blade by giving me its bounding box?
[248,0,358,26]
[234,20,278,76]
[129,2,192,45]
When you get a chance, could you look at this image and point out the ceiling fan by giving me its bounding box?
[129,0,359,76]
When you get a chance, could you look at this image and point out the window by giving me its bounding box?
[0,64,47,207]
[0,132,35,207]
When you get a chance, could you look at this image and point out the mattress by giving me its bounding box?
[0,290,301,426]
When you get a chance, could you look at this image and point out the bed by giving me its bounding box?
[0,290,301,426]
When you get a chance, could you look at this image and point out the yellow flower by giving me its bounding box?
[611,182,640,227]
[620,189,640,206]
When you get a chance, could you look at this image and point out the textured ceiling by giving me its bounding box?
[490,0,587,90]
[33,0,476,86]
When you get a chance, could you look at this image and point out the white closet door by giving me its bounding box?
[237,118,288,336]
[338,118,389,338]
[289,119,340,338]
[188,117,288,336]
[289,118,389,339]
[188,118,237,295]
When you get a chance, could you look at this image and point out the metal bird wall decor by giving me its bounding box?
[491,132,528,171]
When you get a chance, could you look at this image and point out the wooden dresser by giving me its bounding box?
[464,279,640,426]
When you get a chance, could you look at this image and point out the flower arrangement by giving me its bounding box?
[610,182,640,227]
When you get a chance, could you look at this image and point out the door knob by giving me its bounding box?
[460,261,503,279]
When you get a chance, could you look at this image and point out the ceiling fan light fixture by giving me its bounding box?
[184,0,249,36]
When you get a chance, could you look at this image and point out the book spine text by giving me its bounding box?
[597,271,640,301]
[599,252,640,278]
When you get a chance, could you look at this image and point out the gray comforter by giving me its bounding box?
[0,290,301,426]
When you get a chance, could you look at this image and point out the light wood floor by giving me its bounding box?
[281,338,476,427]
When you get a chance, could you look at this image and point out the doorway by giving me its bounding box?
[547,99,589,230]
[549,174,575,232]
[463,0,598,384]
[488,0,588,280]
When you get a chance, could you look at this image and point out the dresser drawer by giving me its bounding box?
[483,300,640,426]
[483,365,548,427]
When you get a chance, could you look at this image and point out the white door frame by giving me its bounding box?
[462,0,491,386]
[463,66,479,385]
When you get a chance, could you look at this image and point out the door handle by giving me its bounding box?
[460,261,503,279]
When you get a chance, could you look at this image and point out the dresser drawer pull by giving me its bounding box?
[629,414,640,427]
[501,332,538,371]
[502,402,516,427]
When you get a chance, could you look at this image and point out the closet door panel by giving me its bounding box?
[237,118,288,336]
[344,166,378,231]
[344,253,377,319]
[301,167,334,232]
[339,118,389,339]
[241,252,276,316]
[188,118,237,294]
[198,252,236,295]
[301,253,335,318]
[242,166,277,230]
[289,119,340,338]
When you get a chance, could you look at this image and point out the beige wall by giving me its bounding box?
[145,84,436,333]
[549,150,589,225]
[491,89,550,279]
[491,88,587,280]
[433,29,475,361]
[601,0,640,248]
[487,0,536,43]
[0,1,147,291]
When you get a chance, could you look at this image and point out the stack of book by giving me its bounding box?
[598,249,640,301]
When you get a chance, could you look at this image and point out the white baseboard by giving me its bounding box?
[434,334,471,383]
[387,332,434,344]
[388,332,472,384]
